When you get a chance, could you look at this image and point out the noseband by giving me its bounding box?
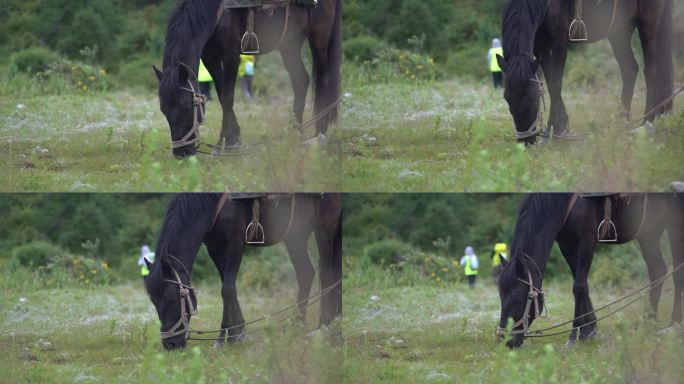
[159,256,197,341]
[514,74,547,141]
[171,62,207,150]
[497,255,546,339]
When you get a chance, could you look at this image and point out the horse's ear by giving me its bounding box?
[496,54,507,73]
[153,65,163,82]
[145,258,153,270]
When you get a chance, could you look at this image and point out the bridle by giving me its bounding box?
[159,254,197,341]
[170,62,207,150]
[496,254,546,340]
[514,73,547,141]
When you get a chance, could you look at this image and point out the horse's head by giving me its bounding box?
[155,64,205,159]
[497,255,545,348]
[145,258,197,350]
[497,55,544,144]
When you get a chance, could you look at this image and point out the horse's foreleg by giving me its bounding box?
[609,25,639,121]
[280,39,309,127]
[558,240,581,344]
[572,239,598,341]
[216,246,246,347]
[284,232,315,323]
[637,232,667,319]
[541,43,570,135]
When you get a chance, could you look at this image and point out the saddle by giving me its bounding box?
[580,193,632,242]
[222,0,317,54]
[226,193,295,244]
[569,0,618,42]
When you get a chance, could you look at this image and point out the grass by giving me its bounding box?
[0,270,342,383]
[0,67,343,192]
[340,78,684,192]
[341,264,684,383]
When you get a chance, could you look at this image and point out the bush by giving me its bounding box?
[41,252,112,286]
[10,46,61,74]
[10,241,64,268]
[344,35,389,63]
[363,239,414,266]
[37,57,111,93]
[116,56,160,90]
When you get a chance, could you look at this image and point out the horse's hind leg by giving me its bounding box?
[609,24,639,121]
[667,198,684,325]
[636,4,665,122]
[637,232,668,319]
[280,37,310,128]
[655,0,674,115]
[284,231,315,323]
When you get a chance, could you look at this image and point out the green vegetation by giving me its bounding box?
[342,194,682,383]
[0,194,340,383]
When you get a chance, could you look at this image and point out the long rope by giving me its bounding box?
[624,84,684,131]
[522,261,684,338]
[187,278,342,337]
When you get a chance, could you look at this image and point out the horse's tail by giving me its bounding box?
[331,202,343,317]
[312,0,342,132]
[656,0,674,115]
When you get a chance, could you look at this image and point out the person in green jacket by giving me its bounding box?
[198,59,213,101]
[487,38,504,88]
[460,246,479,288]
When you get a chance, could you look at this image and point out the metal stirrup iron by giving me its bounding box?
[245,200,265,244]
[241,8,260,54]
[569,0,588,42]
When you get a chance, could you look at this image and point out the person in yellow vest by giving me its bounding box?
[239,54,256,101]
[198,59,213,101]
[137,245,155,281]
[460,246,479,287]
[491,242,508,285]
[487,38,504,88]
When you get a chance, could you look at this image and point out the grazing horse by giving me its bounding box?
[498,193,684,348]
[145,193,343,350]
[155,0,342,158]
[497,0,674,143]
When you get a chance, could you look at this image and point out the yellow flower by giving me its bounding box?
[99,69,107,76]
[428,57,435,65]
[442,268,449,273]
[436,277,442,283]
[89,76,96,81]
[90,269,97,274]
[101,261,108,269]
[82,86,88,91]
[431,272,436,277]
[417,65,424,70]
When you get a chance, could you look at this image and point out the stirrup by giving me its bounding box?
[597,219,618,243]
[569,19,588,42]
[245,222,265,244]
[241,31,260,55]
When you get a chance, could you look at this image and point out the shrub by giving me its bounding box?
[38,58,111,93]
[116,56,160,91]
[344,35,389,63]
[363,239,413,266]
[41,252,112,286]
[10,46,61,74]
[10,241,64,268]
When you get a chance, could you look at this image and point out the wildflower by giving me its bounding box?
[417,65,424,70]
[428,57,435,65]
[101,261,108,269]
[431,272,436,277]
[90,269,97,274]
[99,69,107,76]
[436,277,442,283]
[442,268,449,273]
[89,76,96,81]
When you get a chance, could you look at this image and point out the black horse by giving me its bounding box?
[145,193,343,350]
[497,0,674,143]
[498,193,684,348]
[155,0,342,158]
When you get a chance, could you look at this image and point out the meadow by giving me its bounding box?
[0,53,343,193]
[340,67,684,192]
[341,260,684,383]
[0,254,342,383]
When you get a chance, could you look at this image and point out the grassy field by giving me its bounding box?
[342,264,684,383]
[0,271,342,383]
[0,69,343,193]
[340,78,684,192]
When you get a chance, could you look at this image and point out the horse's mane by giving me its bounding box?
[499,193,573,290]
[501,0,548,93]
[145,193,222,301]
[159,0,221,105]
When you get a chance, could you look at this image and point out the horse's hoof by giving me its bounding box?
[228,333,247,344]
[552,130,587,141]
[630,121,655,135]
[579,330,597,341]
[304,134,327,146]
[565,338,577,347]
[213,340,225,349]
[306,325,331,339]
[211,143,249,156]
